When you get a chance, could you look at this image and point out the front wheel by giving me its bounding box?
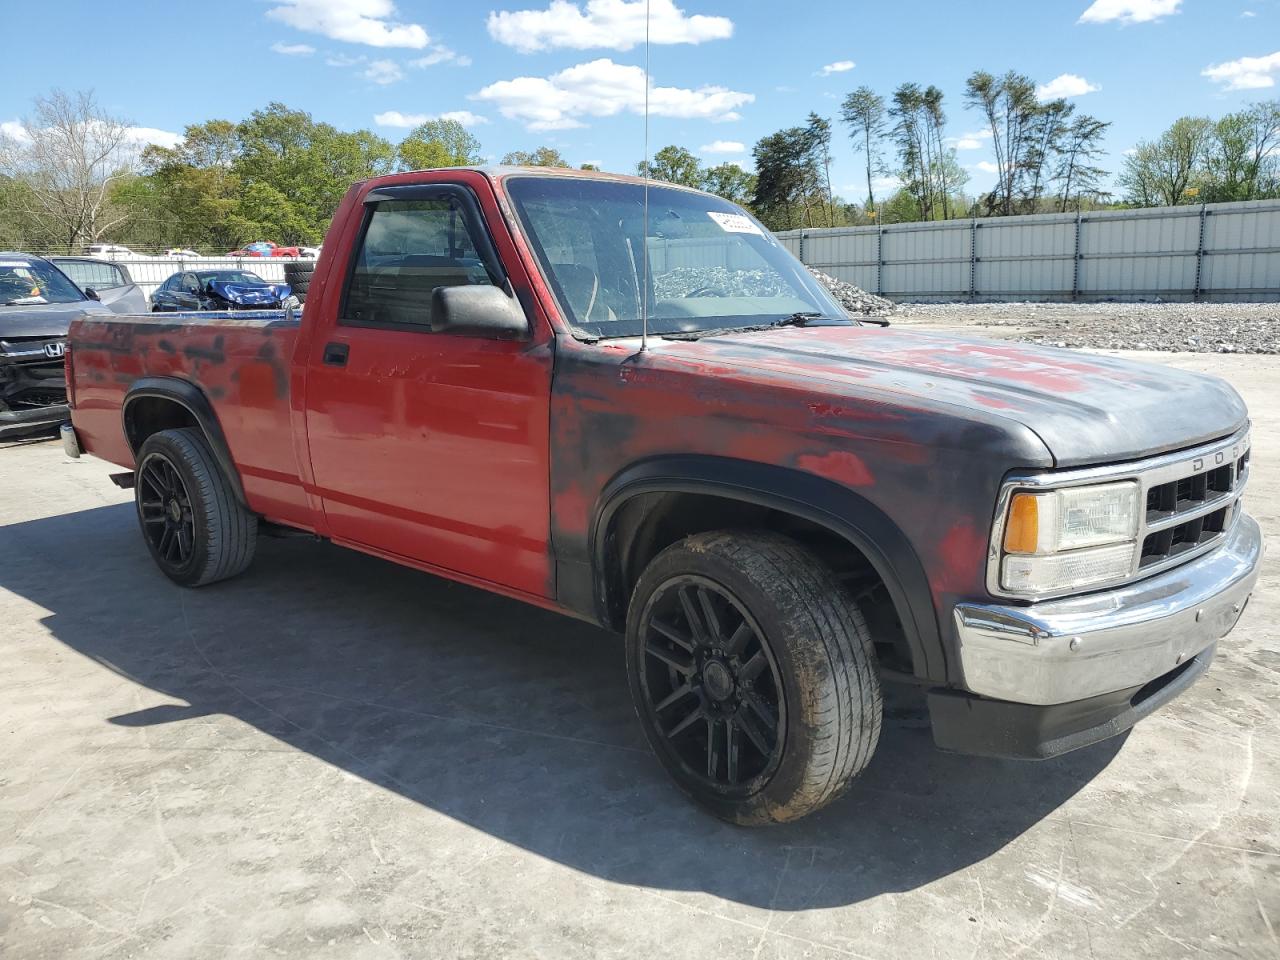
[626,531,882,825]
[134,428,257,586]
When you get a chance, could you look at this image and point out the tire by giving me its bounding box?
[283,261,314,303]
[626,531,882,825]
[134,428,257,587]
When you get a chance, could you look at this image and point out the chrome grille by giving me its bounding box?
[1133,433,1249,576]
[988,425,1252,600]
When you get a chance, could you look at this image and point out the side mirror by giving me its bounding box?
[431,285,527,339]
[84,287,101,301]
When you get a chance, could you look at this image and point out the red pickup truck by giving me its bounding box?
[64,167,1261,825]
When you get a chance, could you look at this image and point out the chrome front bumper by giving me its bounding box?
[953,513,1262,706]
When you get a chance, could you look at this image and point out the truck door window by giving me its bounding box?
[342,198,495,329]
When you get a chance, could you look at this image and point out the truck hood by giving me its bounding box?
[661,326,1247,467]
[0,300,110,339]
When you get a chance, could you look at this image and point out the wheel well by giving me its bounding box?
[604,491,913,673]
[123,395,200,453]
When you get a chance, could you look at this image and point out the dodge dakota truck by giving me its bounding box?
[63,168,1261,825]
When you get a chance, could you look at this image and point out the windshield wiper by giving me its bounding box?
[661,312,845,342]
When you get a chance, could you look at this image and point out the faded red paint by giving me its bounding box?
[797,451,875,487]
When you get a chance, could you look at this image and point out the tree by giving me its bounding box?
[0,89,139,250]
[1201,101,1280,201]
[1024,99,1074,210]
[840,87,887,216]
[701,162,755,205]
[397,119,483,171]
[232,104,394,243]
[1055,114,1111,211]
[888,83,956,220]
[964,70,1038,215]
[750,127,820,230]
[637,145,702,187]
[1119,117,1212,206]
[502,146,569,167]
[805,114,835,225]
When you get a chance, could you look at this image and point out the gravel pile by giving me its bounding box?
[806,268,896,317]
[651,265,897,318]
[892,301,1280,354]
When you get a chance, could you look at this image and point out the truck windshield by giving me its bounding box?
[505,176,848,339]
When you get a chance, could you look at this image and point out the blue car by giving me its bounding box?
[150,269,293,312]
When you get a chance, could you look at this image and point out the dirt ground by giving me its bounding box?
[1,350,1277,959]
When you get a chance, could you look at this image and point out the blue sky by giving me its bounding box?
[2,0,1278,201]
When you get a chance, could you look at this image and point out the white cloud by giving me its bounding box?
[0,119,30,143]
[326,52,366,67]
[971,161,1000,174]
[699,140,745,154]
[1202,51,1280,90]
[1123,147,1138,156]
[271,42,316,55]
[487,0,732,53]
[474,58,753,131]
[124,126,183,150]
[1,119,180,155]
[374,110,489,128]
[818,60,855,76]
[1078,0,1180,23]
[410,44,471,67]
[1242,10,1257,16]
[364,59,404,85]
[266,0,429,48]
[1036,73,1101,100]
[949,129,991,150]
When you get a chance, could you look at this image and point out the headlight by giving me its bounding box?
[996,481,1140,597]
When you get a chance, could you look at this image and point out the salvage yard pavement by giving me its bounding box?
[1,350,1277,959]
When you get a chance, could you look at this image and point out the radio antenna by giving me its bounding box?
[639,0,652,353]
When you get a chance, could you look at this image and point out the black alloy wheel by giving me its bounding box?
[626,531,883,825]
[138,452,197,571]
[637,575,787,792]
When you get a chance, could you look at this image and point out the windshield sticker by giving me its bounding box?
[707,212,763,236]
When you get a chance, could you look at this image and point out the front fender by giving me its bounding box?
[588,455,946,684]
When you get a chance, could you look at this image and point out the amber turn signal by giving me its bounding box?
[1003,493,1040,554]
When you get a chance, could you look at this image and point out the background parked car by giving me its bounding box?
[227,241,303,257]
[164,248,202,258]
[81,243,135,259]
[49,257,149,315]
[0,253,111,437]
[150,269,293,311]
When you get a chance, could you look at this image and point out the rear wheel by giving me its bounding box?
[626,531,882,825]
[134,428,257,586]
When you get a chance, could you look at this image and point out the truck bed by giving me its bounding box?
[68,310,312,526]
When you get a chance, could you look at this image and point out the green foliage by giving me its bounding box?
[840,86,887,213]
[637,145,703,187]
[502,146,569,167]
[701,162,755,205]
[397,119,483,171]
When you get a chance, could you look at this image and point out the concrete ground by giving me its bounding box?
[2,351,1278,960]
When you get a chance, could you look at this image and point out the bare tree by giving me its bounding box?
[840,86,887,217]
[0,89,139,251]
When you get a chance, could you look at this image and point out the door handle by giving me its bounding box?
[323,342,349,366]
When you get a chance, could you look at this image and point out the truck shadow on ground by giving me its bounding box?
[3,501,1123,911]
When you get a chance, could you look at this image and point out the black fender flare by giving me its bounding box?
[121,376,247,506]
[590,455,945,683]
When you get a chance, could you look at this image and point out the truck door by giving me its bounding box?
[302,182,554,598]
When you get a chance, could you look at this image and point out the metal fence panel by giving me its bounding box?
[777,199,1280,302]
